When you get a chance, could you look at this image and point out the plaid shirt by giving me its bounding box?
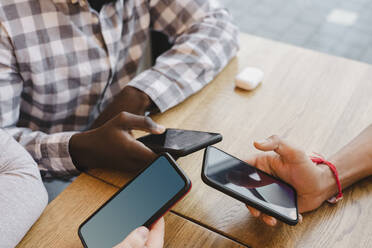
[0,0,238,177]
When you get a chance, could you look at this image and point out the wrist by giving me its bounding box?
[119,86,152,113]
[318,163,339,202]
[69,132,91,171]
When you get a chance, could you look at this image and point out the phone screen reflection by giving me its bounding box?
[204,147,297,221]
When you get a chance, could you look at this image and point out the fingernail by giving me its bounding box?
[268,218,277,226]
[252,209,261,217]
[256,139,269,145]
[299,214,303,223]
[263,216,277,226]
[271,218,277,225]
[137,226,149,240]
[157,125,166,133]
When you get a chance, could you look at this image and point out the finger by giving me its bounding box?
[127,140,158,168]
[244,153,275,177]
[116,112,165,134]
[254,135,303,160]
[299,213,303,223]
[244,154,258,167]
[128,130,134,137]
[114,226,149,248]
[261,214,277,226]
[146,217,165,248]
[246,205,261,217]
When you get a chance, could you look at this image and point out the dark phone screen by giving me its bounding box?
[80,156,186,248]
[139,129,219,150]
[204,147,297,221]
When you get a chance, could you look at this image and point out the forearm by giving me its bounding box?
[0,131,48,247]
[321,125,372,200]
[129,0,239,112]
[0,170,48,247]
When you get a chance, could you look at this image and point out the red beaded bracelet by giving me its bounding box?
[310,154,343,203]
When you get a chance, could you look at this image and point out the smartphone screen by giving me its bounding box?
[79,155,190,248]
[138,129,222,157]
[202,146,298,224]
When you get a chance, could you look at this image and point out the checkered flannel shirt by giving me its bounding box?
[0,0,238,177]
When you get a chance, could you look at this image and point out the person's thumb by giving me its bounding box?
[115,112,165,134]
[254,135,304,161]
[114,226,149,248]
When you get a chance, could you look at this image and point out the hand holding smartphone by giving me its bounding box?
[137,128,222,158]
[201,146,298,225]
[79,154,191,248]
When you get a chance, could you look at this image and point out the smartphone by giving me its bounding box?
[78,153,191,248]
[201,146,298,225]
[137,128,222,158]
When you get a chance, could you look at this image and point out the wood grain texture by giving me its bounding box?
[87,33,372,247]
[164,213,245,248]
[17,173,117,248]
[17,173,245,248]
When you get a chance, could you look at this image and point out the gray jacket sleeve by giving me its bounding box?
[0,129,48,248]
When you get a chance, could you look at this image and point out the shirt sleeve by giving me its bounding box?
[0,130,48,247]
[0,23,79,178]
[128,0,239,112]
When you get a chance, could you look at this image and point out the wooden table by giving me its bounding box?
[18,33,372,248]
[17,174,244,248]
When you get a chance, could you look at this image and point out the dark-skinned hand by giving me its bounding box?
[91,86,153,129]
[69,112,165,172]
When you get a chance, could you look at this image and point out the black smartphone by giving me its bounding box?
[201,146,298,225]
[78,153,191,248]
[137,128,222,158]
